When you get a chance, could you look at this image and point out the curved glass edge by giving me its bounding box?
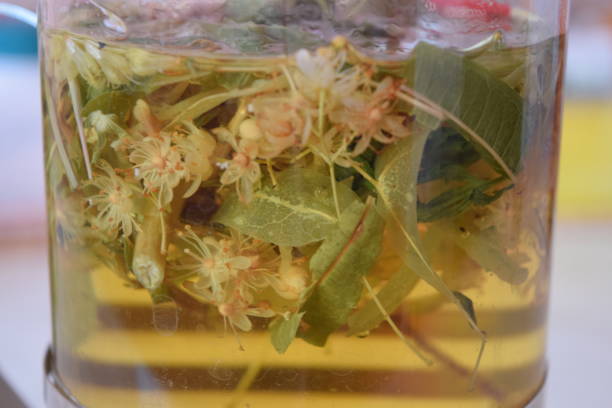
[44,347,548,408]
[44,349,83,408]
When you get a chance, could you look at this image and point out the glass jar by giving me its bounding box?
[36,0,568,407]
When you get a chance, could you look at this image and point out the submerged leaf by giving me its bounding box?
[403,42,524,175]
[81,91,142,123]
[346,266,419,336]
[269,312,305,354]
[451,225,529,285]
[418,178,511,223]
[299,199,384,346]
[213,168,358,247]
[375,130,483,335]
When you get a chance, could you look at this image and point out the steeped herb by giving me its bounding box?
[299,199,384,346]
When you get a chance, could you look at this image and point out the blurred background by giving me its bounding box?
[0,0,610,407]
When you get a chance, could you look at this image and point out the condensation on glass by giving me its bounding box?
[39,1,568,407]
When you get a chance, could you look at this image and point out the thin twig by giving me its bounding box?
[44,81,78,189]
[67,77,93,180]
[362,277,432,365]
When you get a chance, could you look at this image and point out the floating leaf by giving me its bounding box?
[403,42,524,175]
[299,199,384,346]
[375,130,483,335]
[451,225,528,285]
[81,91,142,123]
[269,312,305,354]
[347,266,419,336]
[214,168,358,247]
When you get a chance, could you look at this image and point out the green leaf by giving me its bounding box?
[213,168,358,247]
[418,127,481,184]
[403,42,524,175]
[417,178,511,223]
[452,226,529,285]
[375,130,483,335]
[299,199,384,346]
[215,72,255,90]
[346,267,419,336]
[81,91,142,124]
[269,312,305,354]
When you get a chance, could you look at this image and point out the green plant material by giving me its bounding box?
[334,150,377,194]
[269,312,305,354]
[450,225,529,285]
[215,72,256,90]
[44,80,79,190]
[418,178,512,223]
[200,22,325,54]
[418,127,481,184]
[299,198,384,346]
[82,91,142,123]
[374,131,485,340]
[402,42,524,176]
[132,203,167,290]
[347,267,419,336]
[213,168,358,247]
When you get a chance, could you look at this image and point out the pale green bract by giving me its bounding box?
[269,312,305,354]
[213,168,358,247]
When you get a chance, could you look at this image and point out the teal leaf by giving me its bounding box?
[213,168,358,247]
[299,199,384,346]
[269,312,305,354]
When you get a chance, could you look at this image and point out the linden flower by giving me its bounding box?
[177,228,253,303]
[330,77,411,156]
[129,136,186,206]
[215,127,262,203]
[249,95,313,156]
[175,121,217,197]
[218,295,275,333]
[294,47,361,106]
[88,162,139,237]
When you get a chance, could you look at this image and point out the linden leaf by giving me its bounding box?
[81,91,142,124]
[375,130,483,336]
[213,168,358,247]
[299,198,384,347]
[451,225,529,285]
[403,42,524,176]
[346,266,419,336]
[269,312,305,354]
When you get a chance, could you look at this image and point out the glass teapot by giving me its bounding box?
[1,1,568,407]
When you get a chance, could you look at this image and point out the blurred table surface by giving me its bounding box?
[1,41,612,408]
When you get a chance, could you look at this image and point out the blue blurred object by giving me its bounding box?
[0,17,37,55]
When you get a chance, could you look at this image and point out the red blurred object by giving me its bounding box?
[425,0,511,21]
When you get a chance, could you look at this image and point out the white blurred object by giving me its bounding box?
[0,57,46,242]
[565,27,612,98]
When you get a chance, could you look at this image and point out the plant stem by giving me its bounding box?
[67,77,93,180]
[225,360,262,408]
[362,276,432,365]
[44,80,79,189]
[132,201,167,290]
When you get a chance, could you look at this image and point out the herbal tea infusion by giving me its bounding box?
[41,1,566,407]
